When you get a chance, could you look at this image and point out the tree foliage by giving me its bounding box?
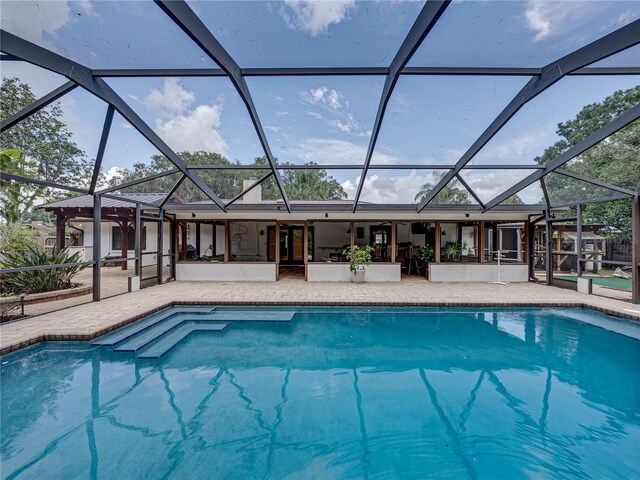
[0,222,40,257]
[414,173,472,204]
[0,78,92,222]
[536,86,640,239]
[107,152,347,202]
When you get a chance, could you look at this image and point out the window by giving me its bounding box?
[112,226,146,251]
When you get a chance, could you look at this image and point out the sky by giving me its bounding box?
[1,0,639,204]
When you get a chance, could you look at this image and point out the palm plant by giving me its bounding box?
[1,246,87,294]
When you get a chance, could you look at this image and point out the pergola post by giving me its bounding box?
[92,194,101,302]
[55,213,66,251]
[170,217,177,280]
[135,204,141,277]
[576,204,583,277]
[527,218,535,280]
[545,210,553,286]
[157,208,164,285]
[632,195,640,304]
[121,220,129,270]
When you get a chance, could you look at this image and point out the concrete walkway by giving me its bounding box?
[2,279,639,355]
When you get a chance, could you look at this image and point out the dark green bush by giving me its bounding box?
[0,246,88,294]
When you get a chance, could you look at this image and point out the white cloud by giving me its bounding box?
[279,0,356,36]
[1,0,93,51]
[342,170,440,204]
[142,78,228,154]
[306,111,324,119]
[461,170,532,203]
[329,113,358,134]
[289,138,397,165]
[265,125,281,133]
[156,105,228,155]
[144,78,195,118]
[523,1,636,42]
[476,130,553,162]
[301,86,344,109]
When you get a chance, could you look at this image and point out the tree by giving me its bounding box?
[279,162,346,200]
[108,152,346,202]
[536,86,640,239]
[0,78,92,222]
[414,173,471,204]
[499,194,525,205]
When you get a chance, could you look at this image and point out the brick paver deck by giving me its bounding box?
[1,280,639,355]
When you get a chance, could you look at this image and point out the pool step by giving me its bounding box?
[137,323,227,359]
[92,307,216,346]
[113,316,193,352]
[210,311,295,322]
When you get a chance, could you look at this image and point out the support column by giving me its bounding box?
[224,221,230,263]
[55,213,66,251]
[478,221,485,264]
[576,204,583,277]
[303,222,309,281]
[545,210,553,286]
[527,218,535,280]
[275,222,280,281]
[121,220,128,270]
[157,209,164,285]
[170,217,177,280]
[195,222,201,258]
[391,220,396,263]
[434,222,440,264]
[632,195,639,304]
[135,204,141,277]
[92,194,101,301]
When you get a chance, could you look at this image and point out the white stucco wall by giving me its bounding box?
[429,264,529,282]
[70,221,171,267]
[307,263,401,282]
[176,263,277,281]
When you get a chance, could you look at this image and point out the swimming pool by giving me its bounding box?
[1,306,639,479]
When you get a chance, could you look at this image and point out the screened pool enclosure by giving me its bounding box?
[0,1,638,302]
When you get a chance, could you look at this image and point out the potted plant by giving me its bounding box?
[419,245,434,278]
[343,245,373,283]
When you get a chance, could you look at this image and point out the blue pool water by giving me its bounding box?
[1,306,639,479]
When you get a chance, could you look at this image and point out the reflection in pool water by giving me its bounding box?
[1,307,639,479]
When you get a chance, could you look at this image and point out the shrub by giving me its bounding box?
[0,222,39,257]
[0,246,88,294]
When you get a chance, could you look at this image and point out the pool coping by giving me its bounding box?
[1,300,638,356]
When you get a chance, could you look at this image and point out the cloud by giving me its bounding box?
[279,0,356,36]
[144,78,195,118]
[329,113,358,134]
[265,125,281,133]
[342,170,440,204]
[156,105,228,155]
[143,78,228,155]
[461,170,532,203]
[289,138,397,165]
[301,86,344,109]
[523,1,637,43]
[473,129,552,163]
[1,0,93,51]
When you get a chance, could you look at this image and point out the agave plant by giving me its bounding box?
[0,246,88,294]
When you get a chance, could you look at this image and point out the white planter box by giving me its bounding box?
[429,264,529,282]
[176,263,276,282]
[308,263,400,282]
